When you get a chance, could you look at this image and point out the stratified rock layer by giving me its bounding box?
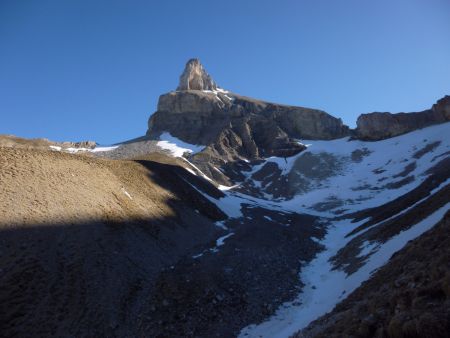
[355,96,450,141]
[148,91,349,160]
[148,58,350,171]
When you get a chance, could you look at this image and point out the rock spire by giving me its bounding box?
[177,58,217,91]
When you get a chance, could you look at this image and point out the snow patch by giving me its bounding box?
[121,187,132,200]
[216,232,235,247]
[239,203,449,338]
[157,132,205,157]
[218,184,238,191]
[90,145,119,152]
[48,145,118,153]
[192,232,235,259]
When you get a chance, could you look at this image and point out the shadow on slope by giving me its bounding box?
[0,213,221,337]
[1,149,328,338]
[295,211,450,338]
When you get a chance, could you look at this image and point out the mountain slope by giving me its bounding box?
[295,211,450,338]
[236,122,450,337]
[0,147,326,337]
[102,59,450,336]
[1,59,449,337]
[0,148,227,336]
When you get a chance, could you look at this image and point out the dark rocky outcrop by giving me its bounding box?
[355,96,450,141]
[148,92,349,154]
[147,89,350,185]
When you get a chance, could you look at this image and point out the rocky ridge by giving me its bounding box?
[147,60,449,186]
[355,96,450,141]
[0,134,97,150]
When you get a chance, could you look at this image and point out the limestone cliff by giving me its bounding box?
[147,60,349,164]
[355,96,450,140]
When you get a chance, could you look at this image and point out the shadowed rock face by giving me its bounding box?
[147,59,350,165]
[147,90,350,179]
[355,96,450,141]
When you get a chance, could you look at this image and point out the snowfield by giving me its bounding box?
[237,123,450,337]
[239,203,449,337]
[49,145,119,153]
[150,123,449,337]
[245,122,450,216]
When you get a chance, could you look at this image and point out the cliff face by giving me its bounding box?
[355,96,450,141]
[147,91,351,168]
[146,59,449,186]
[147,60,349,163]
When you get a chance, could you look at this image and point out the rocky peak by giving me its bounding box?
[177,58,217,91]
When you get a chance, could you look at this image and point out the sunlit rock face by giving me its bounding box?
[177,58,217,91]
[355,96,450,141]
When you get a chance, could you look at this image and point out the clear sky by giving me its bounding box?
[1,0,449,144]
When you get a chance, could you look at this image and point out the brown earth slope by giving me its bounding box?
[0,147,226,337]
[0,147,324,337]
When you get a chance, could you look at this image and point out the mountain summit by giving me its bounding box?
[177,58,217,91]
[149,59,349,183]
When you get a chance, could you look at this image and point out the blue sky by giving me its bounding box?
[1,0,449,144]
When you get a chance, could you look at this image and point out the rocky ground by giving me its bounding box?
[0,147,326,337]
[294,212,450,338]
[141,205,324,337]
